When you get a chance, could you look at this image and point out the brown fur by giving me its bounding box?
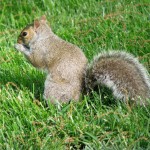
[15,16,87,103]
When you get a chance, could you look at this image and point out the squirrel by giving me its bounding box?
[14,15,150,105]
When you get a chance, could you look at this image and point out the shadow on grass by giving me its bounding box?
[0,67,45,100]
[86,85,117,107]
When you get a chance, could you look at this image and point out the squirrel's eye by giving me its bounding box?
[22,32,27,36]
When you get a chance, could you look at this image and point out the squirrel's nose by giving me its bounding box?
[17,37,23,44]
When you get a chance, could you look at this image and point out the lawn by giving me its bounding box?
[0,0,150,149]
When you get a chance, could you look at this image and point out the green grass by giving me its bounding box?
[0,0,150,149]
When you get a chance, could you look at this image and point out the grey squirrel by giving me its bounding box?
[15,15,150,105]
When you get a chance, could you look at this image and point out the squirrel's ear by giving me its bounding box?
[40,15,47,23]
[34,19,40,29]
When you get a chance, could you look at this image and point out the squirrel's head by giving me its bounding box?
[17,15,51,47]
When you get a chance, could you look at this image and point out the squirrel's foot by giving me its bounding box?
[14,43,30,56]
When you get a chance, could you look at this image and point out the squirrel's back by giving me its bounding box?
[86,51,150,105]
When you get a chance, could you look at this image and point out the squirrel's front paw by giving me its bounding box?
[14,43,31,56]
[14,43,24,52]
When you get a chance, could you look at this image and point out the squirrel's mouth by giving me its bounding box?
[23,44,30,50]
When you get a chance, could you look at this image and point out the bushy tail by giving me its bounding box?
[85,50,150,105]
